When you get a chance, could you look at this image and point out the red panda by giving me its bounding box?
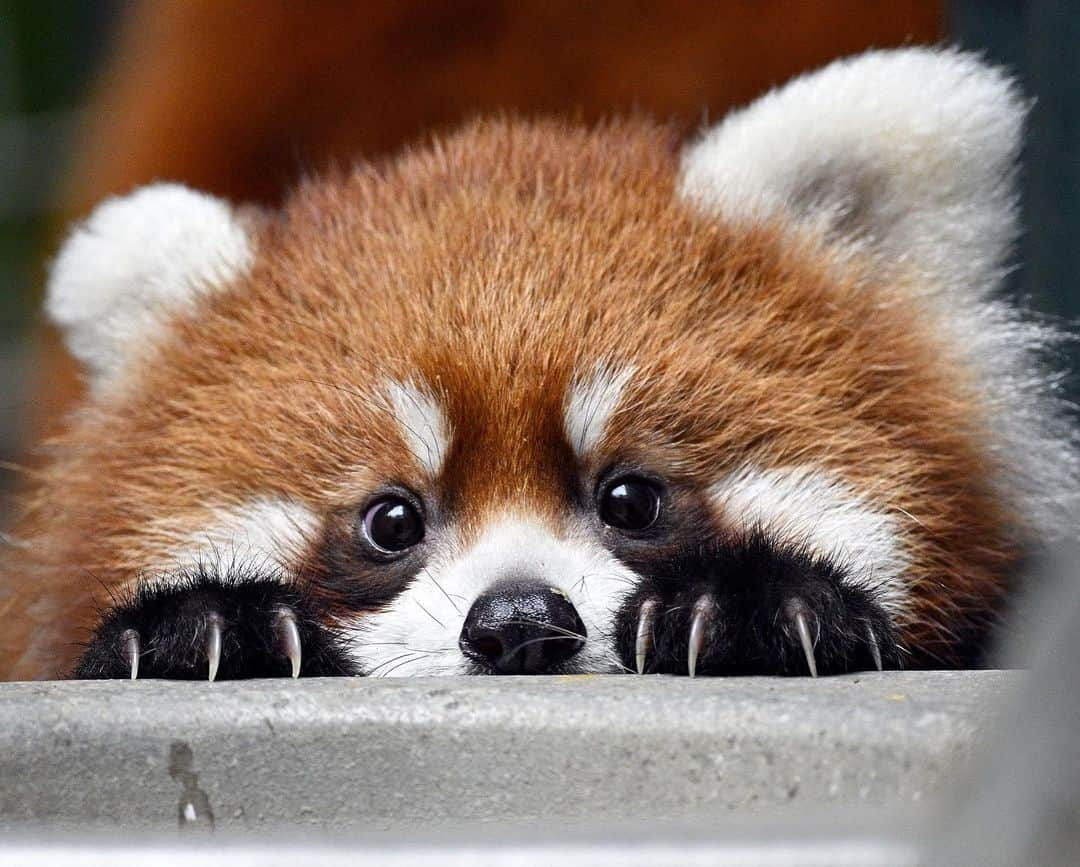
[1,48,1075,681]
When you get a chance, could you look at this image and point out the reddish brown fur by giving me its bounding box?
[30,0,943,457]
[1,118,1017,679]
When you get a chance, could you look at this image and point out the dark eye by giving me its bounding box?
[361,497,424,554]
[598,477,661,531]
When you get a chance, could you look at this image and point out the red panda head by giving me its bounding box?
[4,48,1076,680]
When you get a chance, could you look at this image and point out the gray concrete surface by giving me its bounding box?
[0,670,1016,834]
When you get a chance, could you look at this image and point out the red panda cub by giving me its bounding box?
[1,48,1076,681]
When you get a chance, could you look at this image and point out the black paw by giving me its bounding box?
[614,532,902,676]
[73,567,357,680]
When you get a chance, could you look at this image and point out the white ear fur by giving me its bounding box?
[678,48,1025,295]
[682,48,1080,546]
[46,183,255,389]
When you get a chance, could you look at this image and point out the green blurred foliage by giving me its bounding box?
[952,1,1080,394]
[0,0,119,338]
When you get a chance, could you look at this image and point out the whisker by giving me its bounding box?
[364,651,422,676]
[423,568,463,615]
[502,618,587,642]
[296,378,375,405]
[361,642,445,653]
[605,656,636,675]
[414,598,445,628]
[376,652,430,678]
[505,634,587,656]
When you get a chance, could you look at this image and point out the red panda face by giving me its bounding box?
[3,49,1076,681]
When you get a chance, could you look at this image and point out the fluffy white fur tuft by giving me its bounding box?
[681,47,1080,544]
[46,183,254,390]
[679,47,1023,297]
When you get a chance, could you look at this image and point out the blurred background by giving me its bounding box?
[0,1,1077,519]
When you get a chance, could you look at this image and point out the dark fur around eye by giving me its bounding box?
[314,512,425,616]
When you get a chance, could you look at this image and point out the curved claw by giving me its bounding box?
[866,625,883,672]
[788,604,818,678]
[205,613,224,682]
[687,594,715,678]
[121,629,140,680]
[635,598,658,675]
[274,606,302,679]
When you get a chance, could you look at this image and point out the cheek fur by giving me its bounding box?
[710,465,911,620]
[138,497,321,588]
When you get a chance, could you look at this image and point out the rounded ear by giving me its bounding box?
[678,48,1025,296]
[46,183,256,390]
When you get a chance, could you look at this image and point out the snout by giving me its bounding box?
[459,579,586,674]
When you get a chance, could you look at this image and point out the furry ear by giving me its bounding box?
[46,183,255,389]
[679,48,1025,295]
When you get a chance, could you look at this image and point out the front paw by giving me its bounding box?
[615,533,902,676]
[73,568,356,680]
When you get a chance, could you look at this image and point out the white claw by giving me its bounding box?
[687,595,715,678]
[275,607,302,679]
[792,609,818,678]
[121,629,140,680]
[635,599,658,675]
[206,613,223,682]
[867,625,883,672]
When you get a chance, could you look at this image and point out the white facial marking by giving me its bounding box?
[711,466,910,619]
[385,380,452,478]
[153,497,320,580]
[564,364,635,460]
[46,183,254,391]
[345,516,639,676]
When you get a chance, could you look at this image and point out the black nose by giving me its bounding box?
[459,580,586,674]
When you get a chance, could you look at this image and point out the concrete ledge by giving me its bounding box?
[0,671,1016,832]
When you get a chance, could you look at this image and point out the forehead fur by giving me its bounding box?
[19,118,1014,666]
